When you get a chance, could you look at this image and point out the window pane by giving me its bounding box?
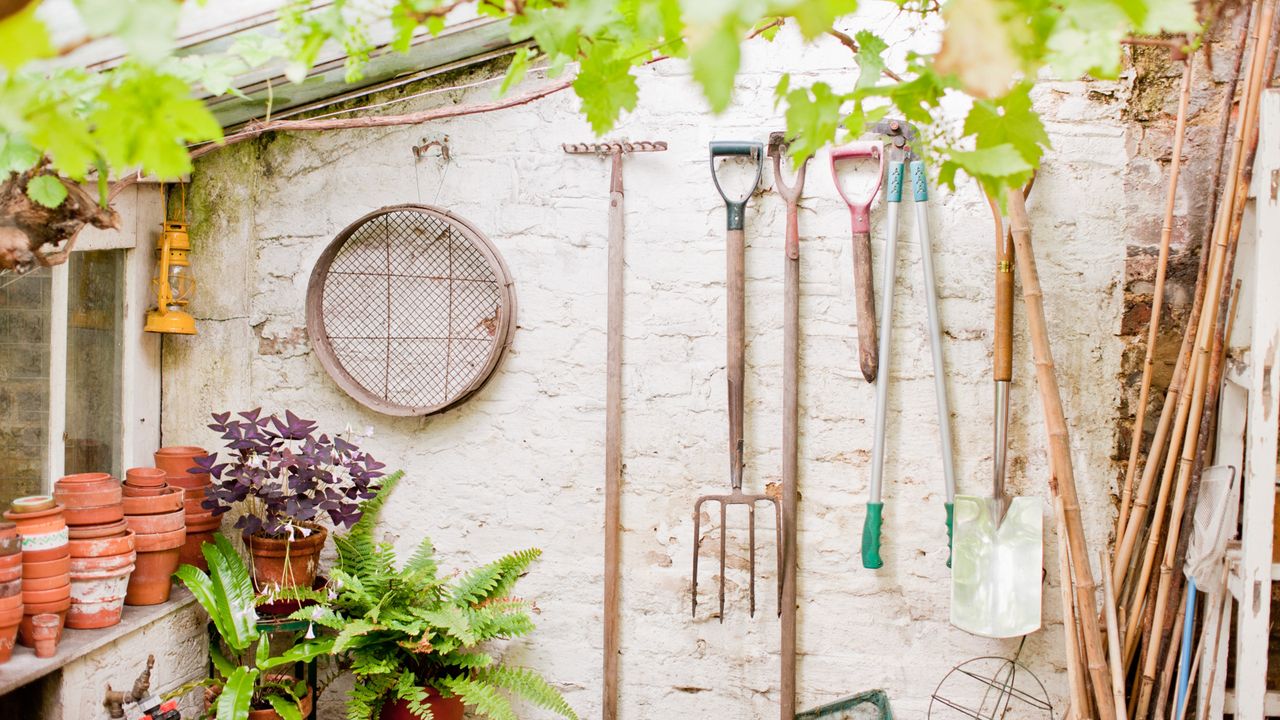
[0,269,51,498]
[65,251,124,478]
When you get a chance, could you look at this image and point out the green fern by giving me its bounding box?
[327,478,576,720]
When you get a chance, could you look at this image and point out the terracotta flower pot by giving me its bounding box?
[19,530,69,561]
[125,467,167,488]
[184,498,209,515]
[9,496,56,514]
[244,682,313,720]
[123,484,170,497]
[122,488,183,516]
[0,603,20,664]
[247,525,328,591]
[23,583,70,605]
[0,580,20,601]
[18,600,68,648]
[154,446,210,484]
[0,553,19,571]
[0,573,18,592]
[30,613,60,657]
[63,504,125,527]
[69,530,136,559]
[54,474,122,509]
[70,550,136,575]
[178,512,221,572]
[124,508,184,535]
[134,527,185,552]
[68,519,129,540]
[21,574,65,592]
[166,475,212,491]
[124,546,180,606]
[0,522,19,556]
[5,503,66,536]
[23,554,70,579]
[380,688,465,720]
[68,563,134,629]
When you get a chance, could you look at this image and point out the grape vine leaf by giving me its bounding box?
[964,83,1051,166]
[934,0,1020,97]
[689,19,743,113]
[0,134,40,174]
[0,4,54,71]
[26,175,69,209]
[854,30,888,90]
[573,48,639,134]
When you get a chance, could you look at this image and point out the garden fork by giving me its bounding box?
[692,141,781,621]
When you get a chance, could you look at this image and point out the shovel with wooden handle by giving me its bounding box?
[949,197,1043,638]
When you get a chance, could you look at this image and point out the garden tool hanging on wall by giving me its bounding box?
[692,141,781,620]
[830,143,885,383]
[837,121,957,570]
[768,130,808,720]
[949,194,1042,638]
[562,139,668,720]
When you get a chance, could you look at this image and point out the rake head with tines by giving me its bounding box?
[691,141,781,621]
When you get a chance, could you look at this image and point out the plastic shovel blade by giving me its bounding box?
[949,495,1043,638]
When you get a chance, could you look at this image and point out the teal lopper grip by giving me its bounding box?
[945,501,954,568]
[910,159,928,201]
[887,162,904,203]
[862,502,884,569]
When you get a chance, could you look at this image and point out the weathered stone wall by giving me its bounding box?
[164,16,1174,718]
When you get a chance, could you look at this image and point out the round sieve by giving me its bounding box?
[305,204,515,416]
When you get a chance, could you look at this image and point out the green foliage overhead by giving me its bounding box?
[0,0,1200,209]
[305,471,577,720]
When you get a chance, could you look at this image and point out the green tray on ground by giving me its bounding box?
[795,689,893,719]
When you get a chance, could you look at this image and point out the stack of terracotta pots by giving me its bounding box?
[55,472,136,630]
[0,522,21,663]
[154,446,219,572]
[122,466,186,606]
[4,496,70,647]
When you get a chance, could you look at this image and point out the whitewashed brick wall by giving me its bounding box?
[165,13,1132,718]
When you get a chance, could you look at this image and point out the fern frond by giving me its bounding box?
[451,548,541,605]
[440,650,494,669]
[403,534,438,584]
[439,675,517,720]
[395,669,433,719]
[478,666,578,719]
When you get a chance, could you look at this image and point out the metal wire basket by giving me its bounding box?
[306,204,516,416]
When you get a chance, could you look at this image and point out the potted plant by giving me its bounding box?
[173,534,334,720]
[196,409,385,591]
[295,472,577,720]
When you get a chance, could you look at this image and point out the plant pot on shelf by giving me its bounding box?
[122,488,183,516]
[379,688,466,720]
[68,530,135,560]
[68,561,134,629]
[21,574,66,592]
[178,512,221,572]
[23,554,70,579]
[5,503,66,537]
[0,604,20,664]
[20,534,70,563]
[62,504,125,526]
[0,579,20,602]
[54,473,122,511]
[0,522,19,556]
[23,583,70,606]
[246,525,328,592]
[68,519,129,540]
[9,496,56,514]
[125,467,167,488]
[124,508,185,535]
[30,613,59,658]
[18,596,69,647]
[125,527,185,606]
[154,446,210,485]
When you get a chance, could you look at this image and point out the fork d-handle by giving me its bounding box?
[710,141,764,231]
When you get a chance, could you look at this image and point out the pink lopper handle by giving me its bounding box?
[829,142,886,233]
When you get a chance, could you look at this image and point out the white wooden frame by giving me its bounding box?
[1201,89,1280,720]
[39,184,163,490]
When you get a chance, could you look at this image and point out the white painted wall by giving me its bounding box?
[165,13,1130,718]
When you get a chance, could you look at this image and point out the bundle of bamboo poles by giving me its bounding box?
[1073,1,1275,717]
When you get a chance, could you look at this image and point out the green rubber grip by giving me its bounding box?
[909,159,928,201]
[887,162,904,203]
[862,502,884,569]
[945,501,954,569]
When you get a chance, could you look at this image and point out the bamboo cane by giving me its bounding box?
[1151,583,1188,720]
[1101,553,1129,720]
[1007,190,1116,720]
[1133,3,1275,714]
[1116,56,1195,545]
[1062,499,1092,719]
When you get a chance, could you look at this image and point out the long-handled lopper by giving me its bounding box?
[692,141,781,620]
[769,131,808,720]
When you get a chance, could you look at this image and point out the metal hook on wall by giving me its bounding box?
[412,136,450,162]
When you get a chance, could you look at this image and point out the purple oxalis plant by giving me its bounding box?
[194,409,386,539]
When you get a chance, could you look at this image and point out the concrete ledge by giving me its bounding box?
[0,588,196,698]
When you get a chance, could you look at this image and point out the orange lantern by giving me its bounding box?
[145,187,196,335]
